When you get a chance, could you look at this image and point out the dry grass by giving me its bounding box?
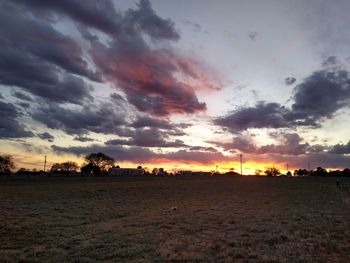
[0,176,349,262]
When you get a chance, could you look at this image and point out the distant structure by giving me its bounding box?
[240,154,243,176]
[176,171,212,177]
[109,166,144,176]
[44,155,47,173]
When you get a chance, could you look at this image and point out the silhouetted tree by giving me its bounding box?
[316,166,327,176]
[152,168,159,176]
[0,155,15,174]
[80,162,102,176]
[255,169,263,176]
[84,153,115,171]
[81,163,94,176]
[342,168,350,177]
[137,166,142,169]
[294,169,308,177]
[51,161,78,175]
[50,163,63,173]
[61,161,79,173]
[264,167,281,176]
[286,171,292,177]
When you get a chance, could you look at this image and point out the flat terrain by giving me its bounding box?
[0,176,349,262]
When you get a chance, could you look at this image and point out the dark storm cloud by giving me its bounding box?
[105,128,187,148]
[74,136,95,142]
[131,116,174,130]
[33,102,128,136]
[17,102,31,109]
[188,146,218,152]
[214,102,289,132]
[212,133,324,156]
[329,140,350,154]
[163,150,228,164]
[285,77,296,85]
[287,69,350,124]
[37,132,55,142]
[3,0,210,119]
[78,26,99,43]
[125,0,180,41]
[230,136,257,153]
[52,144,227,165]
[216,67,350,132]
[92,40,207,116]
[52,144,157,163]
[12,92,33,102]
[0,3,94,104]
[247,152,350,170]
[0,1,100,82]
[14,0,120,36]
[258,133,309,155]
[86,0,210,116]
[16,0,180,41]
[0,101,33,139]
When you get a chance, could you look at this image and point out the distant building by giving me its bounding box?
[223,171,241,176]
[109,167,144,176]
[176,171,212,177]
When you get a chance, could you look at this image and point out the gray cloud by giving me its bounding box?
[329,140,350,154]
[52,144,157,163]
[37,132,55,142]
[216,67,350,132]
[214,102,289,132]
[33,101,128,136]
[0,32,93,104]
[14,0,121,36]
[12,91,34,102]
[285,77,296,85]
[73,136,95,142]
[212,132,326,157]
[0,1,100,82]
[0,101,34,139]
[105,128,186,148]
[51,144,227,165]
[131,116,174,130]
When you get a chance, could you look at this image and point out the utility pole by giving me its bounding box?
[44,155,47,173]
[239,154,243,176]
[216,164,218,173]
[287,163,289,172]
[308,161,311,172]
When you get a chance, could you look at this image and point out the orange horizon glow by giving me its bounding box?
[10,152,315,175]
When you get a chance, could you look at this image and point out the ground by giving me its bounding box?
[0,176,349,262]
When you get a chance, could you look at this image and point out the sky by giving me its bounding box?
[1,0,350,174]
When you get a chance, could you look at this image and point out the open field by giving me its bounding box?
[1,177,350,262]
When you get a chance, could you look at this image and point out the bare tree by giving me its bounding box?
[61,161,79,173]
[0,155,15,174]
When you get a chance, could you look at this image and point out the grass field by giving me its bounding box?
[1,176,350,262]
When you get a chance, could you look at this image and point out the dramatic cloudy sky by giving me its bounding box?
[1,0,350,173]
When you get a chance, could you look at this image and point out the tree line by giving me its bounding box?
[258,167,350,177]
[1,153,350,177]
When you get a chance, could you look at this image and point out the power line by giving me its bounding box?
[239,154,243,176]
[44,155,47,172]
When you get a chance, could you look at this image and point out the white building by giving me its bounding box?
[109,167,144,176]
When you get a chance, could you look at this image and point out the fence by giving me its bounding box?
[336,180,350,195]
